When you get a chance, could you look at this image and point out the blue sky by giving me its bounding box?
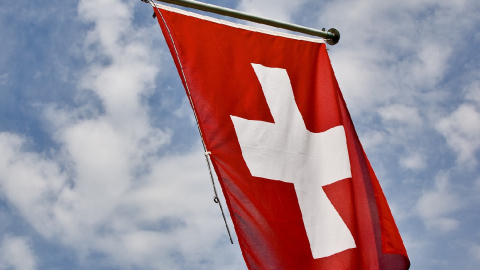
[0,0,480,269]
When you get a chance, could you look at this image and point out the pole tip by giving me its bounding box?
[326,28,340,45]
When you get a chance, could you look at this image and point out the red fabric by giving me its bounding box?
[154,6,409,270]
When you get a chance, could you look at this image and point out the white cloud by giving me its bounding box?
[0,132,243,269]
[436,104,480,167]
[0,0,245,269]
[358,130,386,152]
[362,104,426,171]
[237,0,307,22]
[173,97,196,124]
[316,0,477,116]
[466,81,480,104]
[0,236,37,270]
[470,244,480,264]
[416,172,462,232]
[378,104,422,127]
[400,151,427,170]
[410,43,451,89]
[0,73,7,85]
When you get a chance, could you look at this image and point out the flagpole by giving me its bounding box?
[146,0,340,45]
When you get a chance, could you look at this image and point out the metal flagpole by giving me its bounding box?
[145,0,340,45]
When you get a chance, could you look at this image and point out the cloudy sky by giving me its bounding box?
[0,0,479,269]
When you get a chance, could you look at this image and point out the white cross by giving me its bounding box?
[231,64,356,259]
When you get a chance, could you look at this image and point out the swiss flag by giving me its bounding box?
[154,4,410,270]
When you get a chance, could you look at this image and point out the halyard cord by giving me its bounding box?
[148,0,234,244]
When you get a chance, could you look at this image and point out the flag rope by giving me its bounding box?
[148,0,234,244]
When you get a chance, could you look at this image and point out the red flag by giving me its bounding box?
[153,4,410,270]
